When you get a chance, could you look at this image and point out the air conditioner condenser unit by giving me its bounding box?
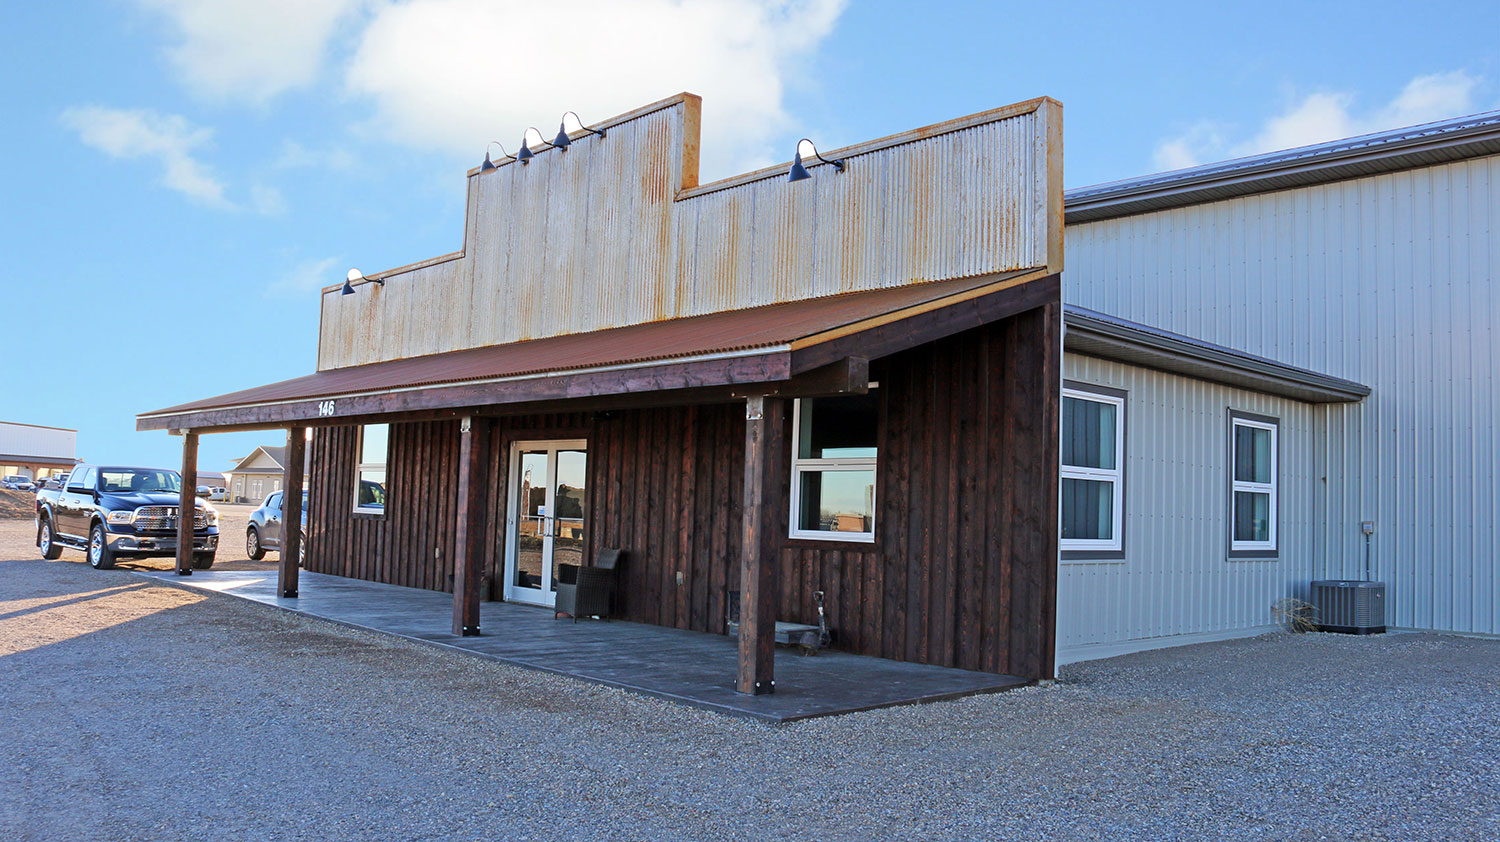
[1310,580,1386,634]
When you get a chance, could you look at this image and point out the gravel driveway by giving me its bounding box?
[2,518,1497,841]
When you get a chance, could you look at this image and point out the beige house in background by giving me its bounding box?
[227,446,287,503]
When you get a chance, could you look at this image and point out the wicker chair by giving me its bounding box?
[554,548,624,621]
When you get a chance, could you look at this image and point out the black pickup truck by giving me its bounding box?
[35,465,220,569]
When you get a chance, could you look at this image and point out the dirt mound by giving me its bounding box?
[0,488,36,519]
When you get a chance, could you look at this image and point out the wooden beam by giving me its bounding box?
[730,357,869,399]
[136,353,792,432]
[135,356,878,437]
[1037,302,1062,679]
[737,395,785,695]
[175,431,198,576]
[279,426,306,598]
[452,415,493,636]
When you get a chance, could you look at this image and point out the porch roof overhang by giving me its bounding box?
[139,269,1056,433]
[1063,305,1370,403]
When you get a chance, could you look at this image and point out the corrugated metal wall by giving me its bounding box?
[317,97,1059,370]
[1064,153,1500,641]
[0,423,76,460]
[1057,355,1317,660]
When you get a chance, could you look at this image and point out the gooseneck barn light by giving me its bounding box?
[480,141,517,172]
[341,267,384,296]
[516,127,554,165]
[552,111,606,150]
[787,138,846,183]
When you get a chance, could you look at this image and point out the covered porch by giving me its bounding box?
[135,567,1025,722]
[138,270,1064,697]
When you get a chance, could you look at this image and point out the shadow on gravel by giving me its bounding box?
[0,564,206,658]
[0,582,150,622]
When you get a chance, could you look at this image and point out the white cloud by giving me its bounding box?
[137,0,369,103]
[250,184,288,215]
[60,106,232,207]
[343,0,847,179]
[270,256,342,297]
[1153,71,1484,172]
[272,139,358,171]
[1152,123,1228,172]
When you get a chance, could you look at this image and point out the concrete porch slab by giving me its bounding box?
[134,568,1027,723]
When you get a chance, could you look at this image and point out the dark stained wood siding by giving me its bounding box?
[305,304,1060,680]
[307,420,462,592]
[588,405,746,632]
[769,302,1060,679]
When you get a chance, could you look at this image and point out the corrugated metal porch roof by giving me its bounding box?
[142,269,1039,425]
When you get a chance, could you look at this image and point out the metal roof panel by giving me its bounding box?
[1065,109,1500,223]
[143,270,1034,419]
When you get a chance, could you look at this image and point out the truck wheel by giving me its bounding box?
[88,523,116,570]
[246,527,266,560]
[39,519,64,560]
[191,552,215,570]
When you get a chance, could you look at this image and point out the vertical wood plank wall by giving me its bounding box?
[305,305,1060,679]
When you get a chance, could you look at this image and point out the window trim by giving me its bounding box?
[788,397,878,544]
[1228,410,1278,557]
[353,423,389,516]
[1060,382,1127,559]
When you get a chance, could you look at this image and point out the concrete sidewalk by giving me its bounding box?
[133,566,1025,722]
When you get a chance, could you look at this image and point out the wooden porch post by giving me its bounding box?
[737,395,785,695]
[279,426,306,598]
[453,415,493,636]
[175,430,198,576]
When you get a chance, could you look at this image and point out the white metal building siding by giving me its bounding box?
[1058,354,1318,660]
[1065,153,1500,638]
[0,422,76,461]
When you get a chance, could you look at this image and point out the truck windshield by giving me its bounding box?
[98,469,183,494]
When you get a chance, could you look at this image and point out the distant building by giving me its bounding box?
[226,446,289,503]
[196,471,227,489]
[0,421,79,480]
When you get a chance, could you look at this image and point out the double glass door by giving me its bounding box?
[503,440,587,607]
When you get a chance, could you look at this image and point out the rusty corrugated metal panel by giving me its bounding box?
[315,97,1060,371]
[146,270,1028,416]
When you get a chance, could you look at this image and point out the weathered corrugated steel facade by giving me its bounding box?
[1061,150,1500,654]
[316,94,1062,370]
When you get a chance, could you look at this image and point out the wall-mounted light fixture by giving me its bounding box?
[341,267,384,296]
[552,111,606,150]
[480,141,517,172]
[516,127,554,165]
[788,138,846,183]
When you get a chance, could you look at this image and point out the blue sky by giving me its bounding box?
[2,0,1497,475]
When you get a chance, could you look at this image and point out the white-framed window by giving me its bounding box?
[1060,385,1125,555]
[1229,413,1277,554]
[789,394,878,542]
[354,423,389,514]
